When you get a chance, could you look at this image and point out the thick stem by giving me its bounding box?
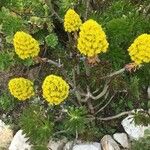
[90,82,109,100]
[97,111,132,121]
[87,99,95,114]
[83,59,90,76]
[84,0,91,20]
[100,68,126,79]
[95,93,116,115]
[72,68,82,106]
[45,0,63,22]
[46,59,62,67]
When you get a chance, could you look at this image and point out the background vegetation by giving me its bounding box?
[0,0,150,149]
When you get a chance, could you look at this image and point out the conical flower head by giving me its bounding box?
[42,75,69,105]
[77,19,109,57]
[64,9,82,32]
[8,77,35,100]
[13,31,40,59]
[128,34,150,65]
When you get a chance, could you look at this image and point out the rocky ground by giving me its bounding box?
[1,110,149,150]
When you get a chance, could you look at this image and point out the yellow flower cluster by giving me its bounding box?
[13,31,40,59]
[77,19,109,57]
[128,34,150,65]
[8,78,35,100]
[42,75,69,105]
[64,9,82,32]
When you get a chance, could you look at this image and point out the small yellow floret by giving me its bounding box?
[13,31,40,59]
[128,34,150,65]
[77,19,109,57]
[64,9,82,32]
[8,78,35,100]
[42,75,69,105]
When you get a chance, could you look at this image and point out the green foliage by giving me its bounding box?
[105,0,136,19]
[56,0,79,16]
[13,55,35,67]
[0,51,14,71]
[29,16,45,29]
[19,104,54,149]
[103,12,150,69]
[2,15,23,36]
[98,18,132,69]
[136,64,150,86]
[0,7,24,36]
[133,111,150,126]
[111,97,134,114]
[21,58,34,67]
[131,129,150,150]
[64,107,88,135]
[106,17,131,45]
[129,76,140,100]
[3,0,46,16]
[0,0,150,145]
[0,91,16,112]
[90,0,136,24]
[91,0,150,69]
[45,33,58,48]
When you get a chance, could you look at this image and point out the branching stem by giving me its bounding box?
[97,111,133,121]
[100,68,126,79]
[45,0,63,22]
[95,92,116,115]
[84,0,91,20]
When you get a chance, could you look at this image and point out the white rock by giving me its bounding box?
[121,115,150,140]
[101,135,120,150]
[0,120,13,149]
[148,86,150,99]
[47,138,67,150]
[63,141,73,150]
[73,142,101,150]
[113,133,129,148]
[63,141,82,150]
[9,130,31,150]
[0,119,5,128]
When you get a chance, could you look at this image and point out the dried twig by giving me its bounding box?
[45,0,63,22]
[87,99,95,114]
[89,81,109,100]
[36,56,62,68]
[83,59,90,76]
[100,68,126,79]
[97,111,133,121]
[72,68,82,106]
[84,0,91,20]
[70,130,79,150]
[95,92,116,115]
[46,58,62,67]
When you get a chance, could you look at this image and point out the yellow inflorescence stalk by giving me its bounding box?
[77,19,109,57]
[13,31,40,59]
[8,78,35,100]
[128,34,150,65]
[64,9,82,32]
[42,75,69,105]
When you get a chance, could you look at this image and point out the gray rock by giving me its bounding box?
[63,141,75,150]
[101,135,120,150]
[121,114,150,140]
[148,86,150,99]
[47,138,67,150]
[63,141,101,150]
[0,120,13,149]
[9,130,31,150]
[113,133,129,148]
[73,142,101,150]
[64,141,84,150]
